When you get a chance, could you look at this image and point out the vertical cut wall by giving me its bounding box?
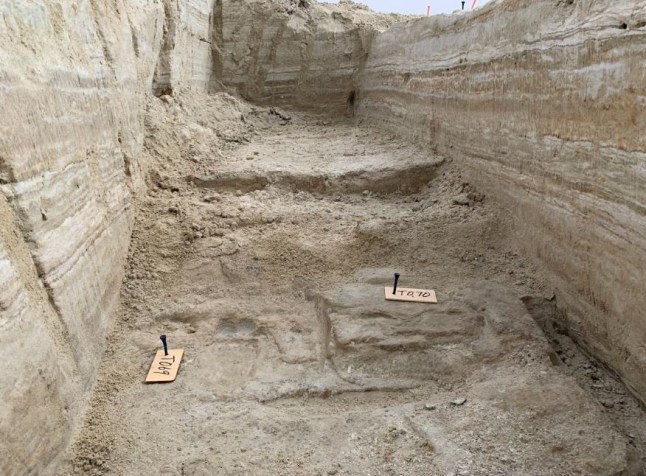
[358,0,646,401]
[0,1,163,472]
[153,0,219,95]
[0,0,228,472]
[215,0,397,112]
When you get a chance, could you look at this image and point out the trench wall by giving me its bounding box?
[214,0,399,112]
[357,0,646,401]
[0,0,221,472]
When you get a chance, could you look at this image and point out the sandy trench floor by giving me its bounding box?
[63,93,646,475]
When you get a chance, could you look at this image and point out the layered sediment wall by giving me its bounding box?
[215,0,400,111]
[153,0,219,95]
[0,2,161,472]
[0,0,225,471]
[357,0,646,401]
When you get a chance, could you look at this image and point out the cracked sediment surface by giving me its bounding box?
[64,93,645,475]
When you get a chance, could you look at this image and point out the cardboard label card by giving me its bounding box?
[145,349,184,383]
[385,287,437,303]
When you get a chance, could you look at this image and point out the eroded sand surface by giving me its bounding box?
[64,93,645,475]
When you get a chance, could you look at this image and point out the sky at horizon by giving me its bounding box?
[322,0,492,15]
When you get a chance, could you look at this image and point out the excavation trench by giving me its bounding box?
[65,95,646,475]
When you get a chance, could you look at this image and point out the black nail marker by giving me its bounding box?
[393,273,401,295]
[160,335,168,356]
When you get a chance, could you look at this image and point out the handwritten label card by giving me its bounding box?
[145,349,184,383]
[384,287,437,303]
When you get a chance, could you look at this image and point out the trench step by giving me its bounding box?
[191,159,444,195]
